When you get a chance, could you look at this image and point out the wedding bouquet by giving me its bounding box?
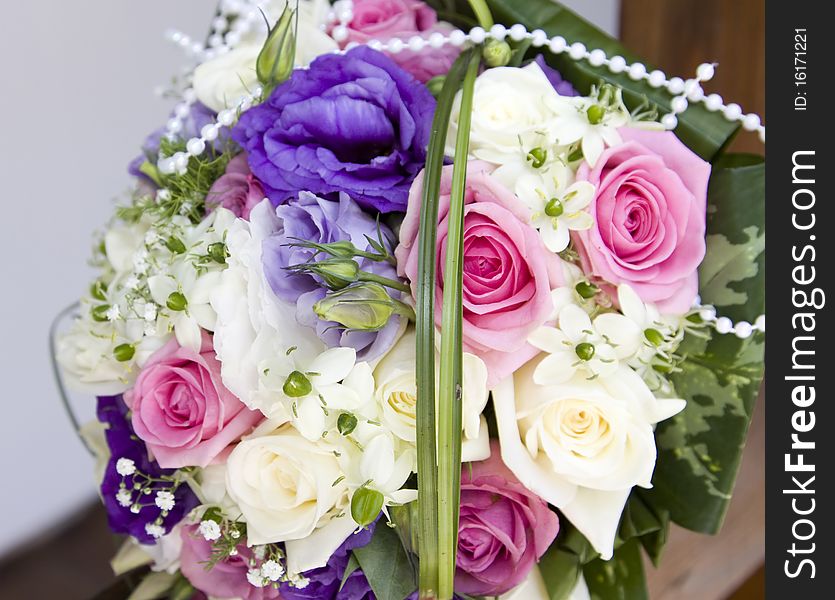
[55,1,765,598]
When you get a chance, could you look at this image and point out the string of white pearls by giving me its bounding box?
[164,0,262,63]
[697,305,765,339]
[329,0,355,43]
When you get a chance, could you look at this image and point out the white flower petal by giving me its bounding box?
[148,275,177,306]
[462,416,491,462]
[174,316,203,353]
[582,133,606,168]
[559,304,593,341]
[528,326,569,354]
[285,512,356,574]
[560,486,632,560]
[308,347,357,385]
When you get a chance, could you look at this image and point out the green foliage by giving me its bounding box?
[352,523,418,600]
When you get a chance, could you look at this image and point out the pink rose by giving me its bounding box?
[573,128,711,314]
[396,162,563,386]
[456,442,560,596]
[337,0,459,83]
[125,333,262,468]
[180,525,280,600]
[206,153,266,220]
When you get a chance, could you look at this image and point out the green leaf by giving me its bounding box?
[583,539,648,600]
[339,554,361,592]
[353,523,417,600]
[432,0,740,161]
[538,524,593,600]
[647,155,765,533]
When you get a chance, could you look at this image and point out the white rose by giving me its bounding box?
[226,422,349,547]
[104,220,150,275]
[211,201,325,412]
[373,327,490,462]
[449,62,574,164]
[193,0,338,113]
[493,359,685,559]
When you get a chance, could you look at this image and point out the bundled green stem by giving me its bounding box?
[436,53,481,600]
[415,50,476,600]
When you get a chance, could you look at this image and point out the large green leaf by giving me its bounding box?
[647,155,765,533]
[429,0,740,161]
[353,523,417,600]
[583,539,648,600]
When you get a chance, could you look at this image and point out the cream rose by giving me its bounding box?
[448,62,573,164]
[193,0,338,113]
[373,327,490,462]
[493,360,684,559]
[225,422,349,546]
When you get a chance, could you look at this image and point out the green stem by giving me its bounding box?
[415,50,474,600]
[437,52,481,600]
[467,0,495,29]
[356,272,411,293]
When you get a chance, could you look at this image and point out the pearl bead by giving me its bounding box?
[742,113,761,131]
[531,29,548,47]
[332,26,349,43]
[469,27,486,44]
[173,153,189,172]
[224,31,241,47]
[368,39,384,51]
[696,62,716,81]
[209,34,224,48]
[158,157,175,175]
[238,96,253,111]
[190,42,204,56]
[408,36,426,51]
[723,103,743,120]
[705,93,723,111]
[201,124,220,142]
[648,70,666,88]
[687,85,705,102]
[549,36,566,53]
[186,138,206,156]
[510,24,528,42]
[429,32,446,49]
[628,62,647,81]
[755,315,766,332]
[183,88,197,103]
[489,24,507,41]
[588,49,606,67]
[218,109,236,127]
[671,96,689,114]
[167,118,183,133]
[734,321,753,339]
[667,77,685,94]
[212,16,228,32]
[336,8,354,24]
[608,55,626,73]
[174,103,190,119]
[387,38,405,53]
[715,317,733,334]
[661,113,678,129]
[569,42,587,60]
[449,29,467,46]
[699,307,717,322]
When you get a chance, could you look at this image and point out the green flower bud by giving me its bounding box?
[644,328,665,347]
[427,75,446,97]
[574,281,599,300]
[283,370,312,398]
[337,412,358,436]
[575,342,596,361]
[90,280,108,301]
[256,5,296,94]
[526,147,548,169]
[91,305,111,322]
[314,283,400,331]
[482,39,512,68]
[351,487,384,527]
[166,292,188,312]
[544,197,564,217]
[207,242,228,264]
[586,104,606,125]
[166,236,187,254]
[113,343,136,362]
[315,259,360,290]
[324,240,361,259]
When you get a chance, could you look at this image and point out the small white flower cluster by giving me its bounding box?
[247,559,286,588]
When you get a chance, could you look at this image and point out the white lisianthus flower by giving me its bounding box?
[211,201,325,411]
[373,328,491,462]
[225,422,350,547]
[493,360,685,559]
[104,220,151,275]
[193,0,338,113]
[528,303,641,384]
[449,62,574,164]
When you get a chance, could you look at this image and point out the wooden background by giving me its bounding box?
[0,1,766,599]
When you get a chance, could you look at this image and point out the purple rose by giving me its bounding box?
[280,520,377,600]
[97,395,198,544]
[455,442,560,596]
[206,153,266,220]
[262,191,402,361]
[232,47,436,213]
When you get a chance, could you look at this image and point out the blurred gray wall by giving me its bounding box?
[0,0,617,557]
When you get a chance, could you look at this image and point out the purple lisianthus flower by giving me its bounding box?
[280,520,378,600]
[233,46,436,213]
[98,395,198,544]
[534,55,579,97]
[262,191,403,361]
